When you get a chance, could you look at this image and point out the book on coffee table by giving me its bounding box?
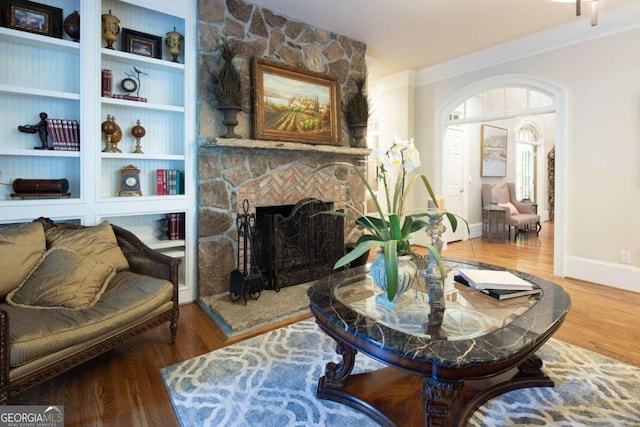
[477,287,542,300]
[453,274,541,300]
[457,269,534,290]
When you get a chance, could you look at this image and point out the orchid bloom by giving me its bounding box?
[304,135,461,302]
[404,141,421,172]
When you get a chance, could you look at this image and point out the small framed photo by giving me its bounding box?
[121,28,162,59]
[2,0,63,38]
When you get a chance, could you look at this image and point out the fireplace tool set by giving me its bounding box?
[229,199,263,304]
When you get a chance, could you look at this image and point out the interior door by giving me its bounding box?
[443,126,466,242]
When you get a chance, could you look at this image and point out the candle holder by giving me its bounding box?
[131,119,146,153]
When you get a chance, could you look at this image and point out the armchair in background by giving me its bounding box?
[481,182,541,240]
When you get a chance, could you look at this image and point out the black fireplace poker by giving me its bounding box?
[229,199,263,304]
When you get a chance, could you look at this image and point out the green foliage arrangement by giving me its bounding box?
[211,38,243,107]
[343,76,371,126]
[309,138,465,301]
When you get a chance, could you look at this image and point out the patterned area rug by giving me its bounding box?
[160,319,640,427]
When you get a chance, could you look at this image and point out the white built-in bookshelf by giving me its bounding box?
[0,0,196,302]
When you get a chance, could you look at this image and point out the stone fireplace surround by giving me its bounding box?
[197,0,369,305]
[197,139,369,301]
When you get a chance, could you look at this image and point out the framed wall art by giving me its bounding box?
[481,124,508,177]
[2,0,63,38]
[122,28,162,59]
[252,58,339,145]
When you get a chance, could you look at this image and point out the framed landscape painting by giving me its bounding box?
[252,58,339,145]
[481,124,508,177]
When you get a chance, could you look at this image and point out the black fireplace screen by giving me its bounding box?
[252,198,344,290]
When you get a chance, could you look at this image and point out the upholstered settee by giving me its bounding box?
[481,182,541,240]
[0,218,180,403]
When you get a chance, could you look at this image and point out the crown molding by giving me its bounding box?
[414,2,640,86]
[372,69,417,93]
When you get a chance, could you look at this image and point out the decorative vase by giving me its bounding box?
[63,11,80,42]
[165,27,184,63]
[370,251,417,306]
[218,105,243,138]
[348,124,367,147]
[101,114,122,153]
[101,10,120,50]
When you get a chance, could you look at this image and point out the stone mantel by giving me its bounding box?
[203,138,371,157]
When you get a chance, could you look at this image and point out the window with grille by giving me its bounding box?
[516,126,538,201]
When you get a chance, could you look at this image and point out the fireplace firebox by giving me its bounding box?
[253,198,344,291]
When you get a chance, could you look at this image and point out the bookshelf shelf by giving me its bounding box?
[0,27,79,52]
[1,0,196,303]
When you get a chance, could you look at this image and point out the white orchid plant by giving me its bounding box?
[310,137,462,301]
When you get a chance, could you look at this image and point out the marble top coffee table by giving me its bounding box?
[307,258,571,427]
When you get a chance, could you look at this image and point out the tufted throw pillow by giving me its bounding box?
[45,221,129,272]
[0,222,47,299]
[498,201,520,216]
[6,247,116,310]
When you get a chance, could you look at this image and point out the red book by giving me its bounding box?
[156,169,165,195]
[168,213,179,240]
[102,69,112,97]
[178,213,185,239]
[70,120,80,150]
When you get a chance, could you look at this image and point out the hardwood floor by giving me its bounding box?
[439,222,640,368]
[8,221,639,426]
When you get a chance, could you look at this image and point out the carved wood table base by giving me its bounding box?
[308,260,571,427]
[317,334,553,427]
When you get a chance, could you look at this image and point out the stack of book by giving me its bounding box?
[166,213,185,240]
[454,269,542,300]
[45,118,80,151]
[156,169,184,195]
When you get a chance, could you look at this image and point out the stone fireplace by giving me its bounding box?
[197,0,369,306]
[197,140,368,301]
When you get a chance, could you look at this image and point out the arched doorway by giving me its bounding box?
[436,75,566,277]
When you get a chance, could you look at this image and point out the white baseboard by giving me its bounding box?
[469,222,482,239]
[452,223,639,293]
[179,284,196,303]
[565,255,640,293]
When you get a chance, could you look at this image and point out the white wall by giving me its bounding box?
[409,27,640,292]
[369,71,417,215]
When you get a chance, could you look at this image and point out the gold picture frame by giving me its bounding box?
[252,58,339,145]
